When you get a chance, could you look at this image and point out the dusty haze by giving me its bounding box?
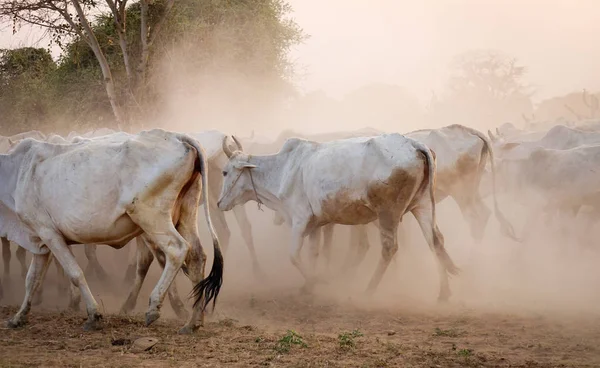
[2,1,600,366]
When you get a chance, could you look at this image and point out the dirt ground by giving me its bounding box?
[2,203,600,367]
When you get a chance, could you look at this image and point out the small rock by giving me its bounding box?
[387,330,396,336]
[130,337,159,353]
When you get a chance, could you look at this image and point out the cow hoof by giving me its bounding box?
[83,314,103,331]
[145,310,160,327]
[178,325,199,335]
[6,317,26,329]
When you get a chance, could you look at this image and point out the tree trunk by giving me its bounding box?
[71,0,125,130]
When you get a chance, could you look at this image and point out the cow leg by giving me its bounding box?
[411,203,459,303]
[6,252,52,328]
[16,246,27,279]
[298,229,321,294]
[48,253,69,302]
[321,224,334,276]
[2,238,10,286]
[41,235,102,331]
[120,237,154,315]
[208,199,231,256]
[173,176,209,335]
[453,193,491,245]
[232,205,264,279]
[289,226,310,283]
[150,246,189,321]
[84,245,109,282]
[366,213,399,294]
[341,225,370,275]
[122,255,137,288]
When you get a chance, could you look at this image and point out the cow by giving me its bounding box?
[271,125,517,275]
[119,130,264,320]
[492,143,600,238]
[485,125,600,239]
[1,131,48,298]
[1,132,112,305]
[217,133,460,301]
[0,129,223,333]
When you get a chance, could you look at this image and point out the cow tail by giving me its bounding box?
[416,143,460,276]
[179,135,224,312]
[460,125,519,242]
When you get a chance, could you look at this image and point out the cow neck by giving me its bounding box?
[245,153,287,213]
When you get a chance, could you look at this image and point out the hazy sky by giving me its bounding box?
[1,0,599,103]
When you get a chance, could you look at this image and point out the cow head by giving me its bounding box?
[217,135,257,211]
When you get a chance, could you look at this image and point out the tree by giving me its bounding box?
[0,47,58,133]
[429,50,534,128]
[0,0,306,132]
[0,0,176,128]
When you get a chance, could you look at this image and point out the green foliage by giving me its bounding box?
[0,0,306,134]
[0,48,60,134]
[275,330,307,353]
[432,327,463,338]
[338,329,363,350]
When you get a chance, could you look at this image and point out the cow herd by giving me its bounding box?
[1,118,599,334]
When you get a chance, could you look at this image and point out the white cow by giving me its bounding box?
[495,143,600,234]
[1,130,48,299]
[217,134,460,300]
[272,125,517,274]
[486,125,600,238]
[119,130,263,319]
[0,129,223,333]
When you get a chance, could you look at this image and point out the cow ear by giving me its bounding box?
[242,163,257,169]
[487,130,496,142]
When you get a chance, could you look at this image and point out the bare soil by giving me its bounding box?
[2,286,600,367]
[2,204,600,367]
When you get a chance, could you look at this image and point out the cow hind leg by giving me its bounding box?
[6,252,52,328]
[16,246,27,279]
[453,193,491,245]
[365,212,399,294]
[120,236,154,315]
[411,203,460,302]
[84,245,109,282]
[341,225,370,276]
[150,245,189,321]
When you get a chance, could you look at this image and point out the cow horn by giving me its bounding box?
[487,130,496,142]
[222,136,234,158]
[232,135,244,152]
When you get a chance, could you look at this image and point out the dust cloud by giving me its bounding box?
[2,0,600,346]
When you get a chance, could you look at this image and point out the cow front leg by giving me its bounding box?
[43,236,103,331]
[289,227,311,290]
[2,238,11,287]
[6,252,52,328]
[321,224,334,277]
[233,205,265,279]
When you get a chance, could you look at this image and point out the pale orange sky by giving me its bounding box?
[1,0,599,103]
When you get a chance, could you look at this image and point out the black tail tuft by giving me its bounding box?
[191,245,224,312]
